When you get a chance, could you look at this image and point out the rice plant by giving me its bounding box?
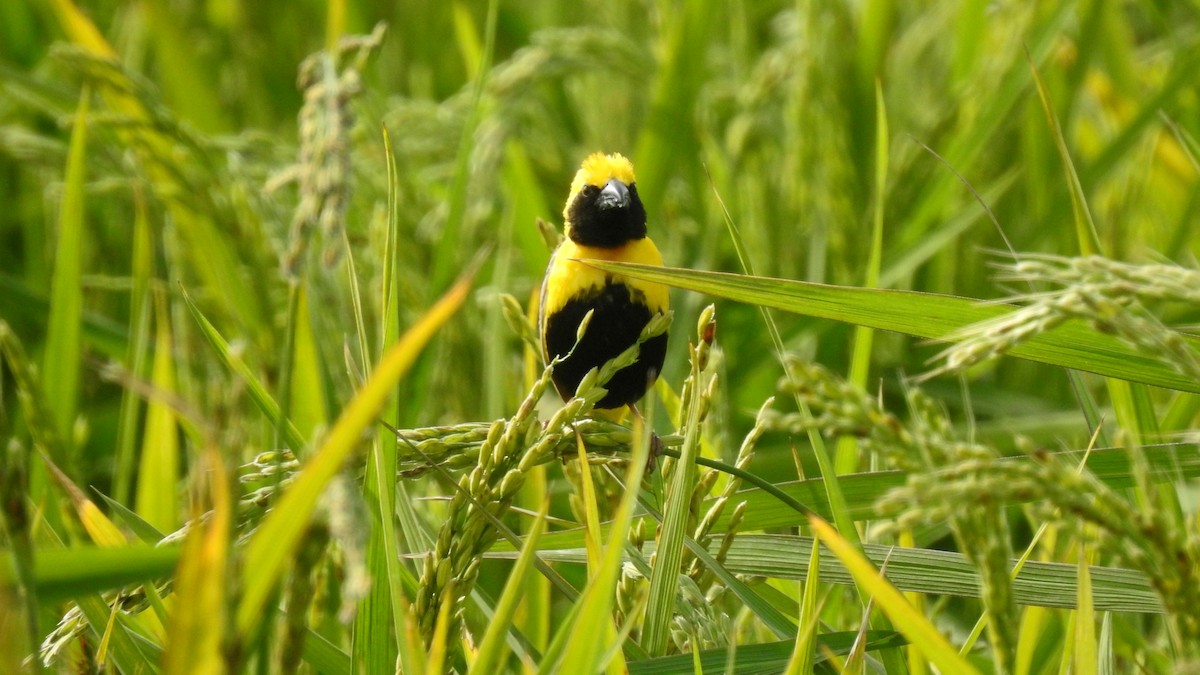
[2,1,1199,673]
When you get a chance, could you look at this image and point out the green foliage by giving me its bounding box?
[3,1,1200,673]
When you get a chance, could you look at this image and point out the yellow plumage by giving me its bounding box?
[539,152,669,411]
[540,238,668,320]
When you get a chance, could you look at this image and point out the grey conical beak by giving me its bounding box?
[596,178,630,210]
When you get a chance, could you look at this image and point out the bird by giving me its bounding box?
[539,152,669,417]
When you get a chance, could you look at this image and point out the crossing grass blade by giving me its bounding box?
[786,534,822,673]
[811,516,980,674]
[627,632,908,674]
[836,78,889,474]
[234,271,473,637]
[0,545,180,600]
[583,261,1200,394]
[503,442,1200,553]
[112,192,154,507]
[472,500,550,674]
[501,532,1162,614]
[554,419,650,672]
[181,287,307,454]
[1073,540,1098,674]
[353,128,403,675]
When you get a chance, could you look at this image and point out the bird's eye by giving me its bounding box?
[580,185,599,198]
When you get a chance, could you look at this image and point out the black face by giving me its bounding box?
[566,180,648,248]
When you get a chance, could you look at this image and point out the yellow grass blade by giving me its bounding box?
[234,272,473,636]
[810,516,979,674]
[164,449,231,675]
[134,293,179,532]
[39,451,125,548]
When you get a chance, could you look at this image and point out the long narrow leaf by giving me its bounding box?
[472,501,550,673]
[42,86,88,450]
[582,262,1200,394]
[506,533,1162,615]
[555,417,650,672]
[627,632,907,674]
[641,351,704,655]
[0,546,180,600]
[134,294,179,532]
[163,450,231,674]
[181,287,306,453]
[811,517,980,674]
[234,272,473,636]
[509,442,1200,549]
[836,78,889,474]
[787,533,822,673]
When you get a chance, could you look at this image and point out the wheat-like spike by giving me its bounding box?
[931,255,1200,381]
[413,312,672,645]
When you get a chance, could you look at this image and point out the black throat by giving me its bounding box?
[566,183,648,248]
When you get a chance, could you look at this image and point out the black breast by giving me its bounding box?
[543,281,668,409]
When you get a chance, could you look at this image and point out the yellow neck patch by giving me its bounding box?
[565,152,637,217]
[541,237,669,319]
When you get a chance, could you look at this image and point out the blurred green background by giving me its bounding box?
[5,1,1196,480]
[3,0,1200,671]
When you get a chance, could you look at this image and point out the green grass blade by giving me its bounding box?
[836,78,889,474]
[0,545,180,600]
[728,534,1160,614]
[811,516,980,674]
[134,295,180,532]
[472,500,549,673]
[501,441,1200,550]
[627,632,907,674]
[112,192,154,506]
[787,532,822,673]
[342,172,398,672]
[95,490,166,543]
[641,352,704,655]
[377,127,431,674]
[288,284,329,438]
[552,418,649,672]
[1073,542,1097,674]
[180,286,307,453]
[582,262,1200,393]
[302,629,352,675]
[509,532,1162,615]
[42,85,88,454]
[1028,51,1101,256]
[716,442,1198,532]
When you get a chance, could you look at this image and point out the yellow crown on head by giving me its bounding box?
[569,152,637,202]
